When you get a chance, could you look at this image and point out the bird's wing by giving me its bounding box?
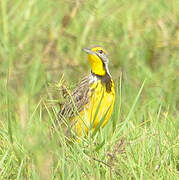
[57,75,91,120]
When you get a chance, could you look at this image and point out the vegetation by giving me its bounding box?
[0,0,178,179]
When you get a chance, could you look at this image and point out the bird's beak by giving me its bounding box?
[83,48,95,55]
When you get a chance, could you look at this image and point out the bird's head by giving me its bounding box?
[83,46,110,76]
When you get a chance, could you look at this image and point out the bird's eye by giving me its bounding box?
[98,50,103,54]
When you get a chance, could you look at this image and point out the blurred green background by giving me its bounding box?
[0,0,178,179]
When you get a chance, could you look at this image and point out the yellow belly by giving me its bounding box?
[71,80,115,137]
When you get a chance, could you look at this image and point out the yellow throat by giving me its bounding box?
[83,46,108,76]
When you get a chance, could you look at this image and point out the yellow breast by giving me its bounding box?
[71,79,115,137]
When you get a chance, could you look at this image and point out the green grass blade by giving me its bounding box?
[113,79,146,140]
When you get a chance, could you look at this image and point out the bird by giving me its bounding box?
[55,46,115,138]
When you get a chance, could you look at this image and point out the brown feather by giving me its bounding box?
[58,75,91,119]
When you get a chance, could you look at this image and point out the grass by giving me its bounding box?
[0,0,178,179]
